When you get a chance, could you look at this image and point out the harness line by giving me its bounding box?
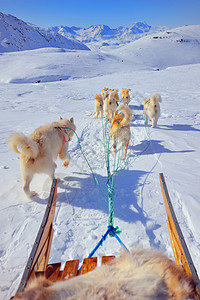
[56,102,151,258]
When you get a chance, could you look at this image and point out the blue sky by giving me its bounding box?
[0,0,200,28]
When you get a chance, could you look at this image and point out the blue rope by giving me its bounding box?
[87,225,129,259]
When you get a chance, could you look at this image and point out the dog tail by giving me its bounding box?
[8,133,39,159]
[150,93,162,103]
[117,104,133,127]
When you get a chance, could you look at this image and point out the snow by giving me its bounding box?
[0,12,89,53]
[0,21,200,300]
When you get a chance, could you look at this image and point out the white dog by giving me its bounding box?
[14,247,197,300]
[103,90,118,122]
[109,88,120,105]
[8,117,76,198]
[143,93,162,128]
[122,88,131,105]
[109,104,133,160]
[94,93,103,118]
[101,87,109,101]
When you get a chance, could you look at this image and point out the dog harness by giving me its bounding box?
[56,127,70,154]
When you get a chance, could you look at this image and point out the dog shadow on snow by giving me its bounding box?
[160,124,200,132]
[130,139,195,156]
[57,169,161,249]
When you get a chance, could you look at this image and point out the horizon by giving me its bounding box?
[0,0,200,29]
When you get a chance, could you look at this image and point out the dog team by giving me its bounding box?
[7,88,162,198]
[95,87,162,160]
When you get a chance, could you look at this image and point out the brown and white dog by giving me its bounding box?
[143,93,162,128]
[122,88,131,105]
[94,93,103,118]
[13,247,198,300]
[103,90,118,122]
[8,117,76,198]
[109,104,133,160]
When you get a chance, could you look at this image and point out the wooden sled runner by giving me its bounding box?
[13,175,200,298]
[14,179,115,297]
[159,173,200,297]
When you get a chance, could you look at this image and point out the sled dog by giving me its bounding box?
[122,88,131,105]
[14,247,197,300]
[8,117,76,198]
[94,93,103,118]
[101,87,109,101]
[109,88,120,105]
[103,90,118,122]
[143,93,162,128]
[109,104,133,160]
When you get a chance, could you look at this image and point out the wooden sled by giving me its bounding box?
[159,173,200,297]
[13,175,200,298]
[14,179,115,297]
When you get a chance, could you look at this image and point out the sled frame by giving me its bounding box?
[14,179,115,297]
[15,179,58,295]
[159,173,200,297]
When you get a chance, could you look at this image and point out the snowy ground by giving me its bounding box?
[0,27,200,299]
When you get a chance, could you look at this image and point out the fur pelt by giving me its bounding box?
[14,248,198,300]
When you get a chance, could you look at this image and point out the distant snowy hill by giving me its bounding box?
[110,25,200,69]
[0,12,90,52]
[51,22,167,44]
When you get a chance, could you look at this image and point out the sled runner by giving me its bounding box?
[159,173,200,297]
[14,179,115,297]
[13,175,200,298]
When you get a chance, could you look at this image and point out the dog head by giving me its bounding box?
[101,88,109,100]
[122,88,131,100]
[58,116,76,139]
[94,94,103,103]
[109,90,119,105]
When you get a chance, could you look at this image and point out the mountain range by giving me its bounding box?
[0,12,168,52]
[50,22,159,43]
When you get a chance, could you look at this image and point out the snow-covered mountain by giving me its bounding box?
[0,12,90,52]
[50,22,167,44]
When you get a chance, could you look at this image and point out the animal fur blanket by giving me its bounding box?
[14,248,198,300]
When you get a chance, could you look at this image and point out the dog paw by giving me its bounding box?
[63,161,69,168]
[29,191,38,198]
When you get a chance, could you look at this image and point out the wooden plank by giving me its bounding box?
[45,263,61,282]
[15,179,58,295]
[81,257,97,275]
[61,260,79,280]
[101,256,115,265]
[159,173,200,296]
